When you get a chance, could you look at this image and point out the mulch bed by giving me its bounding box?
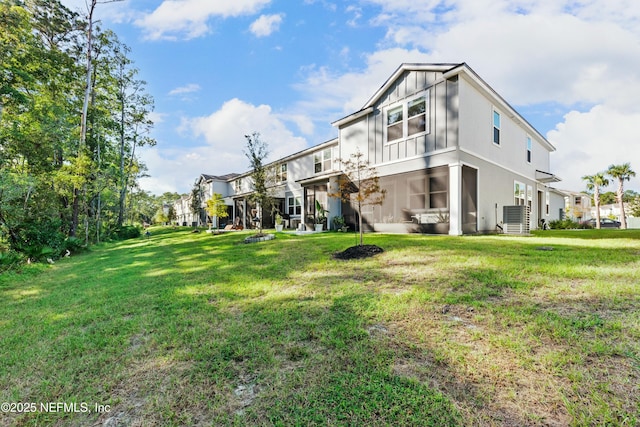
[332,244,384,260]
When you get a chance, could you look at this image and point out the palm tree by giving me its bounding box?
[606,163,636,229]
[582,173,609,229]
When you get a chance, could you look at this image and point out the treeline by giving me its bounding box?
[0,0,156,265]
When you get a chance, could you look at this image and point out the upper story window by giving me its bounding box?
[493,110,501,145]
[385,92,430,143]
[234,178,242,193]
[314,148,333,174]
[276,163,287,183]
[526,136,532,163]
[408,97,426,136]
[387,105,403,142]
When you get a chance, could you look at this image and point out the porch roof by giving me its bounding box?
[296,170,343,186]
[536,169,562,183]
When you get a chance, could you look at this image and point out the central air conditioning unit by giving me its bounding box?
[503,205,530,234]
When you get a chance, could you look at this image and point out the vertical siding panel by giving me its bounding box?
[446,77,459,148]
[435,81,447,150]
[407,137,417,157]
[417,136,426,155]
[368,113,376,164]
[417,71,426,90]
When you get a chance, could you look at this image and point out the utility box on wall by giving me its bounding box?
[503,205,530,234]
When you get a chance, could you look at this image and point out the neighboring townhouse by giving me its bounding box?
[227,138,339,230]
[182,62,565,234]
[592,203,634,222]
[559,190,592,221]
[174,194,194,226]
[194,173,238,227]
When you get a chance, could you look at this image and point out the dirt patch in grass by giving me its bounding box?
[332,244,384,260]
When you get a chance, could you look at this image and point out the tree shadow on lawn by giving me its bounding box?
[2,230,639,426]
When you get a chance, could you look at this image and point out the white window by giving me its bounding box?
[493,110,501,145]
[545,192,550,215]
[526,136,532,163]
[276,163,287,183]
[387,105,403,142]
[408,96,426,137]
[287,197,301,215]
[385,92,430,143]
[314,148,333,174]
[514,181,526,205]
[234,179,242,193]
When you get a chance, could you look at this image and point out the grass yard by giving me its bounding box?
[1,228,639,426]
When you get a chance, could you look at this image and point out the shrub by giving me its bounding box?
[114,225,141,240]
[63,237,86,254]
[13,217,66,261]
[548,219,590,229]
[0,250,25,272]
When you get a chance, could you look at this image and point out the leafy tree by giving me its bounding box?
[206,193,229,228]
[606,163,636,229]
[190,185,202,227]
[628,196,640,218]
[244,132,273,234]
[582,172,609,229]
[599,191,617,205]
[329,148,386,246]
[0,0,155,263]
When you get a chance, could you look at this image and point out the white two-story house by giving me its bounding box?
[181,63,563,234]
[331,62,561,234]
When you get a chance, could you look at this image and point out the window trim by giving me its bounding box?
[514,181,526,205]
[287,196,301,216]
[493,109,501,146]
[383,91,430,145]
[526,135,532,163]
[314,148,333,174]
[276,163,288,183]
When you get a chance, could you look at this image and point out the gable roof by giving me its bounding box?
[332,62,555,152]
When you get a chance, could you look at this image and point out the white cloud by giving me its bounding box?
[168,83,201,96]
[148,111,167,125]
[294,48,433,117]
[548,106,640,192]
[291,0,640,192]
[188,98,308,161]
[135,0,272,40]
[250,14,284,37]
[139,98,308,194]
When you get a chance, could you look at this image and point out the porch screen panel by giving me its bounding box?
[461,165,478,233]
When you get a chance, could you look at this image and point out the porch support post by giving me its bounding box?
[449,162,463,236]
[242,198,247,229]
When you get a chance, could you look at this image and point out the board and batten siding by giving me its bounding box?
[339,70,459,170]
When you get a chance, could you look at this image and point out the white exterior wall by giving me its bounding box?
[457,75,550,179]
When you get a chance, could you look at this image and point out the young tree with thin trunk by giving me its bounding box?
[244,132,273,235]
[190,184,202,227]
[582,172,609,229]
[606,163,636,229]
[329,148,386,246]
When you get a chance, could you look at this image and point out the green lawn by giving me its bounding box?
[1,228,639,426]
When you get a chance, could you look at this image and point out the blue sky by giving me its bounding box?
[61,0,640,195]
